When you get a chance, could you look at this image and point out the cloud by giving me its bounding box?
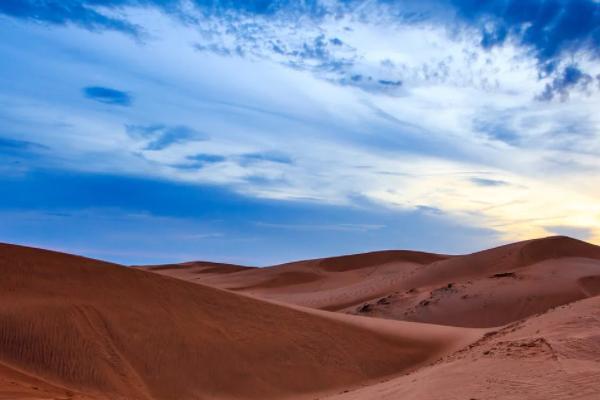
[378,79,402,87]
[83,86,133,106]
[126,124,209,151]
[448,0,600,64]
[3,0,598,75]
[0,136,48,162]
[173,0,598,99]
[470,177,509,187]
[172,154,227,170]
[472,111,521,145]
[415,205,445,215]
[0,0,139,34]
[0,137,47,151]
[538,64,594,101]
[438,0,600,100]
[239,152,293,165]
[5,1,597,99]
[254,221,386,232]
[0,0,325,38]
[188,153,226,164]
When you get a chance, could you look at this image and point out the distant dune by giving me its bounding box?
[2,236,600,399]
[136,260,255,279]
[144,236,600,327]
[144,250,450,311]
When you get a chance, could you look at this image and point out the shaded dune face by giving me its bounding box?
[0,243,477,400]
[143,236,600,328]
[579,275,600,296]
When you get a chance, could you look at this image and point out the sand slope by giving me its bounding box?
[324,295,600,400]
[145,237,600,328]
[0,243,478,400]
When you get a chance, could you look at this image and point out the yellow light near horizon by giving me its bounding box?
[366,162,600,245]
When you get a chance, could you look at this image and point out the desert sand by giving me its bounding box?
[2,236,600,399]
[145,236,600,327]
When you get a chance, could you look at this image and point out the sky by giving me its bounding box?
[0,0,599,266]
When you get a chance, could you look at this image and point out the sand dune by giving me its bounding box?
[3,237,600,399]
[324,294,600,400]
[0,243,478,400]
[350,256,600,327]
[345,236,600,327]
[143,236,600,328]
[145,250,449,311]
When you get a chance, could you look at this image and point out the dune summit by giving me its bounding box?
[2,236,600,399]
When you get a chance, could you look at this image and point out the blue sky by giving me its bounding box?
[1,0,599,265]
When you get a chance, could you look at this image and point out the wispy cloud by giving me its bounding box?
[0,0,139,34]
[538,65,595,101]
[470,177,509,187]
[0,136,49,163]
[447,0,600,71]
[254,222,386,232]
[126,124,209,151]
[83,86,133,106]
[238,152,293,166]
[0,137,47,151]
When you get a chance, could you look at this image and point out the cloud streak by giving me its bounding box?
[126,124,209,151]
[83,86,133,106]
[0,0,139,34]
